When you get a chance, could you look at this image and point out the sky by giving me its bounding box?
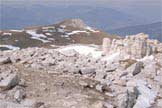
[1,0,161,22]
[1,0,161,5]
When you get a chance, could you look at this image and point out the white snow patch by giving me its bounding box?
[30,37,50,43]
[0,45,20,50]
[85,26,100,33]
[58,45,121,60]
[60,25,66,28]
[102,52,120,62]
[26,30,50,43]
[45,33,52,36]
[26,30,47,38]
[67,30,89,35]
[2,32,12,36]
[50,45,56,47]
[58,28,65,33]
[58,45,102,58]
[10,30,23,32]
[61,35,69,38]
[137,55,154,62]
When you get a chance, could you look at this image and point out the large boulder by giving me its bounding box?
[132,61,144,76]
[0,57,12,65]
[79,67,96,75]
[0,73,19,90]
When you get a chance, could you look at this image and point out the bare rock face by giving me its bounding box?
[102,33,160,59]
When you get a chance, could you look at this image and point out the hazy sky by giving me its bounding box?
[1,0,161,5]
[1,0,161,22]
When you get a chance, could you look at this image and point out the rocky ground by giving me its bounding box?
[0,33,162,108]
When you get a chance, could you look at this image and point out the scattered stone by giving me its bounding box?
[0,73,19,90]
[119,72,128,78]
[103,102,114,108]
[0,33,161,108]
[14,89,26,102]
[19,79,26,87]
[91,101,103,108]
[116,93,128,108]
[132,61,144,76]
[79,67,96,75]
[0,57,12,65]
[0,93,6,99]
[95,84,103,92]
[157,99,162,108]
[101,84,112,93]
[21,99,44,108]
[126,87,138,108]
[0,100,24,108]
[79,80,89,87]
[119,59,137,69]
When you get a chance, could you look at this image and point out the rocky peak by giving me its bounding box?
[58,19,87,29]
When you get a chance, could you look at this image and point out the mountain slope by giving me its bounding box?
[108,22,162,41]
[0,19,119,50]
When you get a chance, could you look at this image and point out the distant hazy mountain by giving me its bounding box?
[108,22,162,41]
[1,4,150,31]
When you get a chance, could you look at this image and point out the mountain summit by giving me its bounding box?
[58,19,87,29]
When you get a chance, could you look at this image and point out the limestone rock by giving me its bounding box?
[14,89,26,102]
[116,87,138,108]
[0,100,25,108]
[0,73,19,90]
[157,99,162,108]
[132,61,144,76]
[102,33,158,59]
[0,57,12,65]
[102,38,111,55]
[21,99,44,108]
[79,67,96,75]
[90,101,103,108]
[103,102,114,108]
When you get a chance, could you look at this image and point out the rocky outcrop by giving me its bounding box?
[102,33,161,59]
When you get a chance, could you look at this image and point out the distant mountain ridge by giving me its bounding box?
[108,22,162,41]
[1,4,150,31]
